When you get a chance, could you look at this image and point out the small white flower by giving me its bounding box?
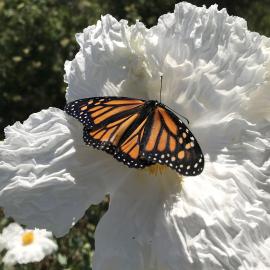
[0,2,270,270]
[0,223,57,266]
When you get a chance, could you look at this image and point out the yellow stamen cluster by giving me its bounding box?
[146,164,168,176]
[22,231,34,246]
[146,164,184,192]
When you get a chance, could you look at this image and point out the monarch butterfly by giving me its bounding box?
[65,96,204,176]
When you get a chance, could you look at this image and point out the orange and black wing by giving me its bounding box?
[65,97,145,129]
[140,105,204,176]
[65,97,154,168]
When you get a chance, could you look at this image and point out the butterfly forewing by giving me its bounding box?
[141,105,204,176]
[65,97,145,129]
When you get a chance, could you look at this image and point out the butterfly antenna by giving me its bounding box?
[165,105,190,125]
[160,75,163,103]
[159,75,189,124]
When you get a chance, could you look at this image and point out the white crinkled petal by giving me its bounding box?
[0,223,24,250]
[179,162,270,269]
[93,170,185,270]
[151,3,269,128]
[3,246,44,265]
[65,15,133,101]
[65,14,161,102]
[244,37,270,122]
[94,157,270,270]
[0,108,131,236]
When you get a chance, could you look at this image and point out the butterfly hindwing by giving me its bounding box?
[140,105,204,176]
[114,112,154,168]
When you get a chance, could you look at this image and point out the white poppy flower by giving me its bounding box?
[0,223,57,265]
[1,2,270,270]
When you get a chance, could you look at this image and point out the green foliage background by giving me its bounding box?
[0,0,269,269]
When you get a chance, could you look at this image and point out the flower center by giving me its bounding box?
[146,164,184,191]
[146,164,168,175]
[22,231,34,246]
[145,164,168,176]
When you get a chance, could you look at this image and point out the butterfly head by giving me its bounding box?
[145,99,163,108]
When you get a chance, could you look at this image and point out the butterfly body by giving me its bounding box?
[65,96,204,176]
